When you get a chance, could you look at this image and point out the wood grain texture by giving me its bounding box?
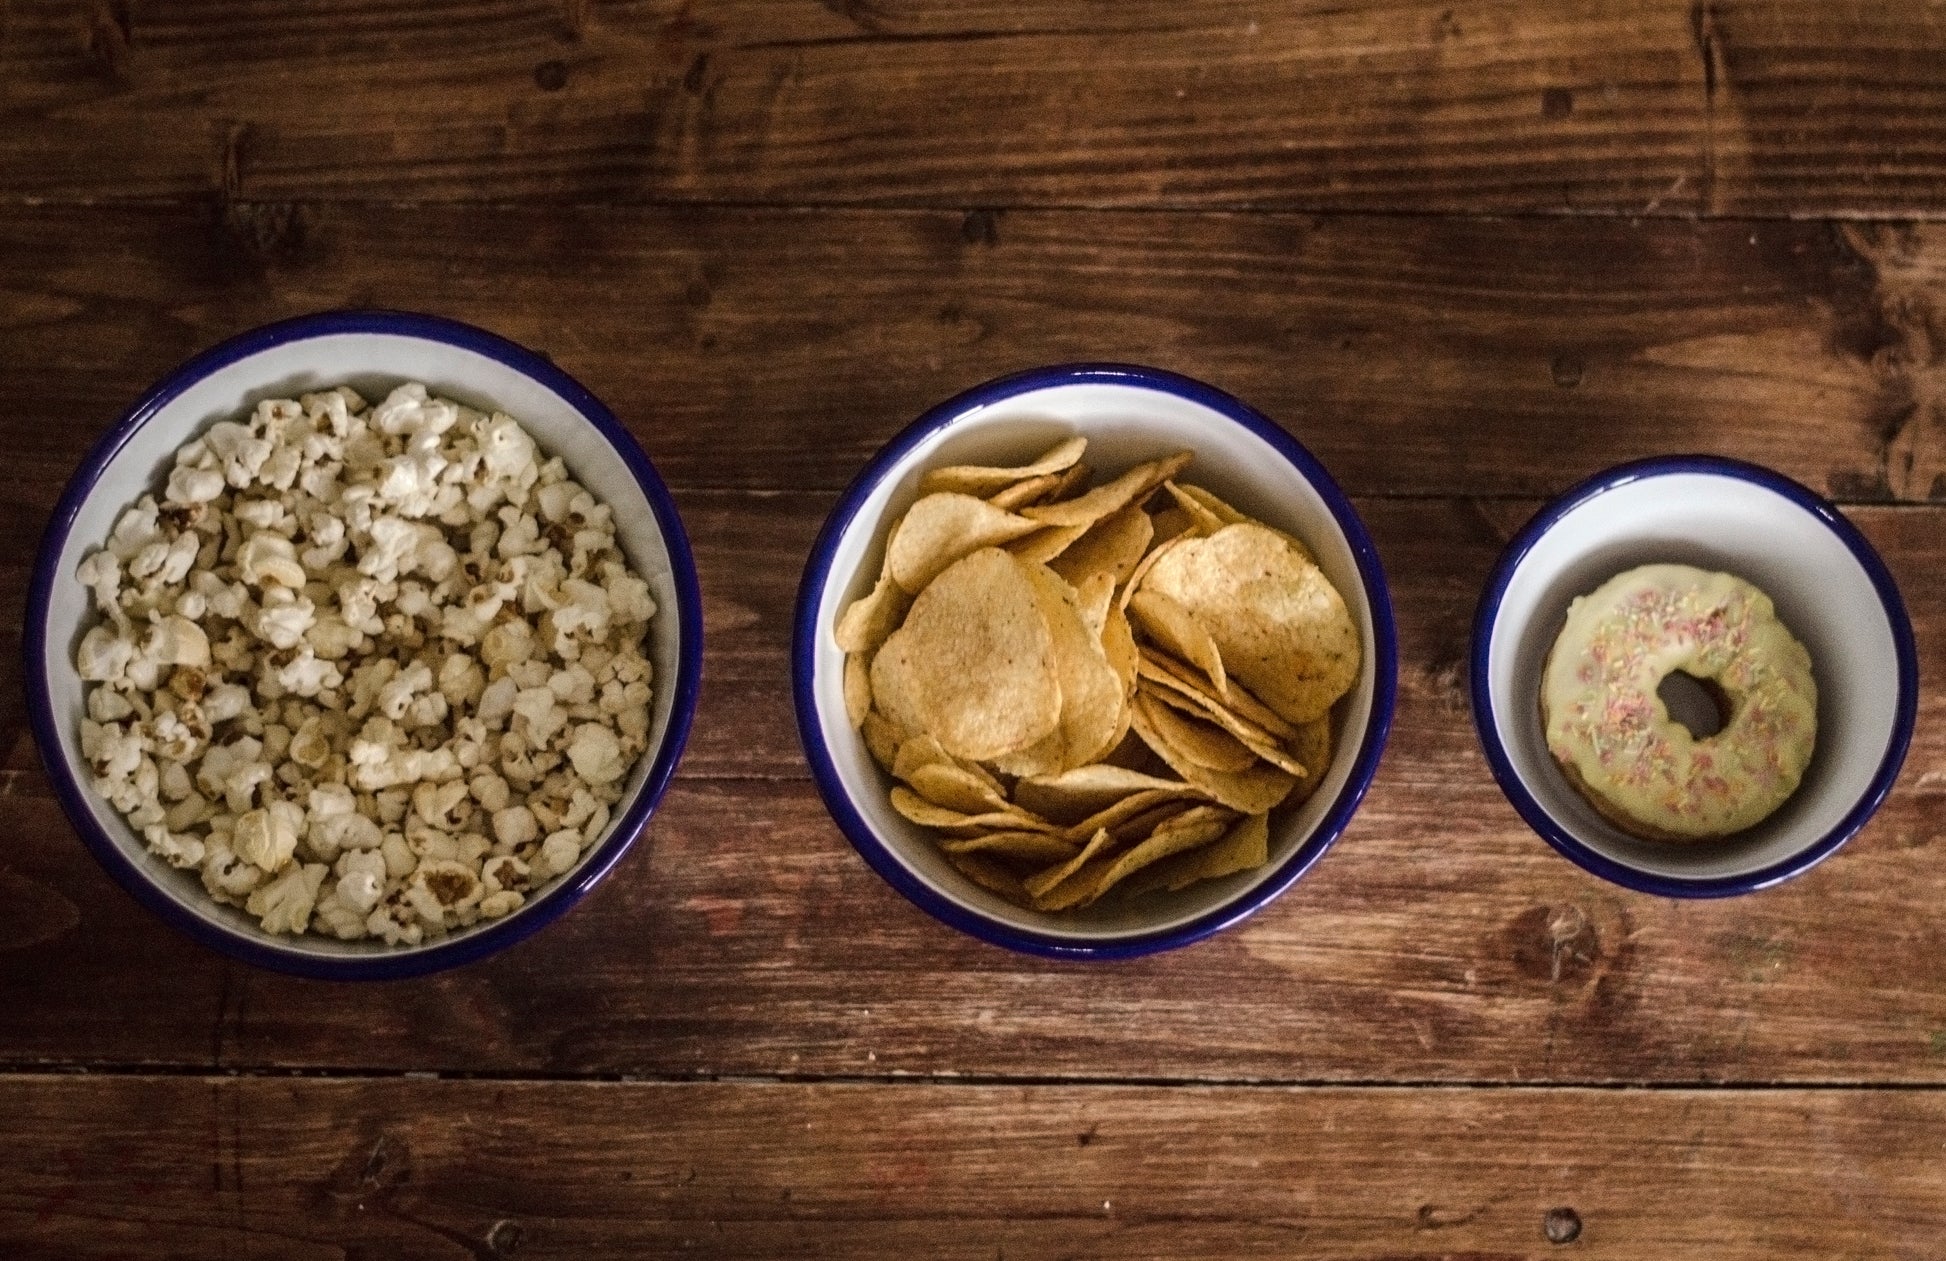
[0,0,1706,211]
[1,497,1937,1082]
[0,1,1938,216]
[1706,2,1946,218]
[3,1076,1944,1259]
[2,1,1944,217]
[6,1,1943,1246]
[2,205,1945,503]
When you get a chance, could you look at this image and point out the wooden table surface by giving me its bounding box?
[2,2,1943,1257]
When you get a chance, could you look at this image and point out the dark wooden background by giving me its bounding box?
[2,2,1943,1257]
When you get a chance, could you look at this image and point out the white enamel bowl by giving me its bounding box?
[25,311,703,978]
[793,364,1398,958]
[1471,456,1918,895]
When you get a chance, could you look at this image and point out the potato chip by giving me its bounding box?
[1076,806,1235,905]
[1072,570,1116,641]
[947,851,1033,904]
[1022,451,1192,530]
[1045,461,1092,501]
[986,471,1063,511]
[1132,692,1258,774]
[1150,505,1196,547]
[1101,603,1139,696]
[1141,679,1309,778]
[1006,521,1089,566]
[1105,797,1199,844]
[1129,696,1297,814]
[843,653,873,728]
[986,727,1066,779]
[1121,811,1270,896]
[861,709,906,772]
[891,734,1006,794]
[1058,786,1204,841]
[871,548,1061,761]
[890,786,1057,834]
[1049,504,1154,590]
[1024,827,1116,898]
[1284,716,1332,805]
[835,564,910,656]
[906,762,1015,816]
[919,436,1089,497]
[1172,482,1315,560]
[1167,480,1245,525]
[1037,806,1232,910]
[891,732,956,783]
[1014,765,1192,823]
[1119,535,1183,612]
[1139,522,1359,725]
[1031,864,1115,911]
[1137,648,1299,741]
[887,493,1043,594]
[939,831,1083,864]
[1017,561,1126,774]
[1128,589,1228,700]
[1161,481,1228,536]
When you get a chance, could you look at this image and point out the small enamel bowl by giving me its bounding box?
[1471,456,1918,896]
[26,311,703,978]
[794,364,1398,958]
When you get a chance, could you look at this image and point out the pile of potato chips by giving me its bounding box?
[835,437,1361,913]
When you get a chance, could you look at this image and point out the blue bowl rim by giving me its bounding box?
[1468,453,1920,898]
[791,362,1400,959]
[24,308,704,980]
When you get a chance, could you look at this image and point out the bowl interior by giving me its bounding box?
[809,380,1383,942]
[1484,470,1904,883]
[38,328,689,960]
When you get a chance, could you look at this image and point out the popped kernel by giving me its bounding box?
[73,384,658,940]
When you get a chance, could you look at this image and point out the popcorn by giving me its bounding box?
[252,590,316,651]
[333,849,389,913]
[237,533,306,589]
[247,863,326,935]
[143,825,205,871]
[490,804,538,849]
[197,737,271,813]
[534,829,583,880]
[72,384,657,939]
[231,803,297,873]
[566,723,628,785]
[76,625,133,682]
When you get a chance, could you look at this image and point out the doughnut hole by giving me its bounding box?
[1656,670,1731,740]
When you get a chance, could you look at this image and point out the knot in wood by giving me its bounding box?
[1508,904,1602,985]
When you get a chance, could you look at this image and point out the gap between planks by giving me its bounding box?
[8,1065,1946,1092]
[8,194,1946,226]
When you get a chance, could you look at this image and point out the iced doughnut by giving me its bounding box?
[1541,564,1816,841]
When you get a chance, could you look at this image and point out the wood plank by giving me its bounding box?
[2,1076,1943,1258]
[7,2,1945,217]
[1709,2,1946,218]
[0,0,1712,212]
[2,205,1944,502]
[2,497,1938,1082]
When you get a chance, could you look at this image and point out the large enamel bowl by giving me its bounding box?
[795,364,1398,958]
[26,311,702,978]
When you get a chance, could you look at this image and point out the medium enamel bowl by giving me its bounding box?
[794,364,1398,958]
[1471,456,1918,896]
[26,311,703,979]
